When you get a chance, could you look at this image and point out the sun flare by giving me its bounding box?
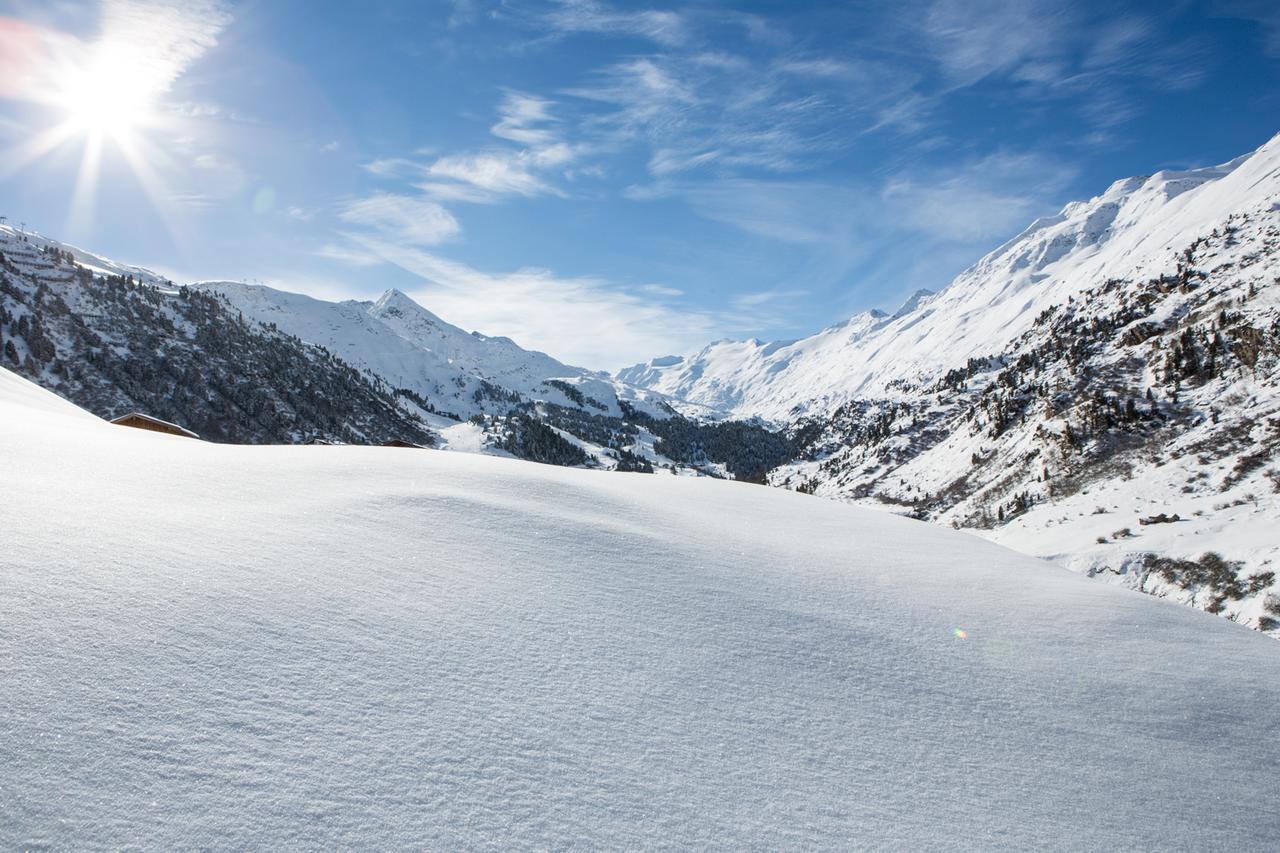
[55,45,157,140]
[0,36,185,237]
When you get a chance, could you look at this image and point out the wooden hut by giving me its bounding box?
[110,412,200,439]
[382,439,425,449]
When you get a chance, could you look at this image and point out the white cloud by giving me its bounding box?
[868,94,935,135]
[490,90,559,146]
[183,150,247,201]
[579,57,696,109]
[98,0,231,94]
[675,179,868,247]
[364,92,591,205]
[661,150,1077,251]
[635,148,1081,315]
[0,0,230,106]
[562,51,905,179]
[540,0,687,46]
[411,181,496,203]
[427,151,560,198]
[775,58,857,78]
[648,148,721,177]
[361,157,422,178]
[731,288,806,310]
[917,0,1069,88]
[448,0,482,29]
[314,243,382,266]
[346,236,717,369]
[339,194,461,247]
[880,151,1078,242]
[640,283,683,297]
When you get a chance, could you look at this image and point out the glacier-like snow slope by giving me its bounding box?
[3,366,1279,850]
[195,281,673,420]
[621,133,1280,421]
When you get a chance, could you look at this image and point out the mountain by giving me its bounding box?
[621,135,1279,422]
[5,365,1280,848]
[0,222,792,475]
[623,133,1280,633]
[5,135,1278,634]
[616,308,890,419]
[0,229,434,446]
[194,280,671,421]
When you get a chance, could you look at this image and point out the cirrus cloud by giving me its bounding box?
[339,193,461,246]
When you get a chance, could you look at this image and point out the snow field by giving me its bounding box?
[3,368,1280,849]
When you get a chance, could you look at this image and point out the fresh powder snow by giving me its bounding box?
[3,366,1279,849]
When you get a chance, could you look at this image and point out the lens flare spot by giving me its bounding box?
[953,628,968,640]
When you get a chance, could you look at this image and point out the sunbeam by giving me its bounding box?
[66,130,104,236]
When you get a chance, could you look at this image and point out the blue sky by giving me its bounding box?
[0,0,1278,368]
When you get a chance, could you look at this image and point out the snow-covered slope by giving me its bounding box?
[617,309,888,418]
[621,133,1280,634]
[1,219,677,432]
[622,133,1280,422]
[1,222,704,468]
[4,365,1280,848]
[197,280,672,420]
[0,226,435,445]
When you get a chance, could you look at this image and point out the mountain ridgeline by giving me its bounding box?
[0,245,433,446]
[0,225,788,475]
[622,132,1280,634]
[3,133,1279,634]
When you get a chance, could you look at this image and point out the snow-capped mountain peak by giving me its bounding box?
[623,132,1280,421]
[891,289,935,319]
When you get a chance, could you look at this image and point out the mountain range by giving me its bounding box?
[2,133,1278,635]
[623,132,1280,633]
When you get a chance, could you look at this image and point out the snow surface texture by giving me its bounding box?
[3,367,1280,850]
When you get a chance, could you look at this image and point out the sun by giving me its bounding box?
[2,38,180,237]
[55,45,157,140]
[0,18,210,242]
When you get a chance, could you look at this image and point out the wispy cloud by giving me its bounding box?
[916,0,1070,88]
[634,145,1080,318]
[0,0,230,106]
[362,91,586,205]
[490,90,559,145]
[563,54,853,178]
[313,243,382,266]
[99,0,231,95]
[426,151,561,198]
[339,194,460,247]
[903,0,1208,103]
[879,150,1079,242]
[679,151,1078,250]
[361,157,422,178]
[347,236,717,369]
[732,288,807,311]
[537,0,688,46]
